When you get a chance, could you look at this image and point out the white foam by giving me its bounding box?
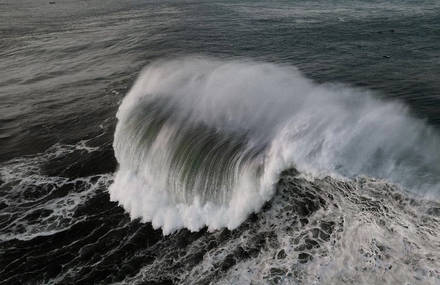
[0,142,111,241]
[110,57,440,234]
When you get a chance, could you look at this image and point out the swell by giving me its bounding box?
[114,97,266,205]
[109,57,440,234]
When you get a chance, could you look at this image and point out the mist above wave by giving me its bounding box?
[109,57,440,234]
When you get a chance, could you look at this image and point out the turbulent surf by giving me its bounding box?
[2,1,440,283]
[110,57,440,234]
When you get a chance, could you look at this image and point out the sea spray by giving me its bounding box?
[109,57,440,234]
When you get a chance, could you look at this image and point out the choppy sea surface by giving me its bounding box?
[1,1,440,284]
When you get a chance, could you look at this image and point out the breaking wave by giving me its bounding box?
[109,57,440,234]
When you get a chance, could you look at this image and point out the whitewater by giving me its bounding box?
[2,1,440,283]
[109,57,440,234]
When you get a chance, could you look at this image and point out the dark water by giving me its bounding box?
[1,1,440,284]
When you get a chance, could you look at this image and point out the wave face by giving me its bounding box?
[109,57,440,234]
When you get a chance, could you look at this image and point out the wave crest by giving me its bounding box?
[109,57,440,234]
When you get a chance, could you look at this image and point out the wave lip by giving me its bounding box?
[109,57,440,234]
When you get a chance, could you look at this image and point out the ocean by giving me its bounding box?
[1,0,439,284]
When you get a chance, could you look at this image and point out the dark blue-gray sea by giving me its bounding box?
[1,1,439,284]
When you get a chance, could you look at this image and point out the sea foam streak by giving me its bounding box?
[109,57,440,234]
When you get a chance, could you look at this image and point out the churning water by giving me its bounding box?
[1,0,440,284]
